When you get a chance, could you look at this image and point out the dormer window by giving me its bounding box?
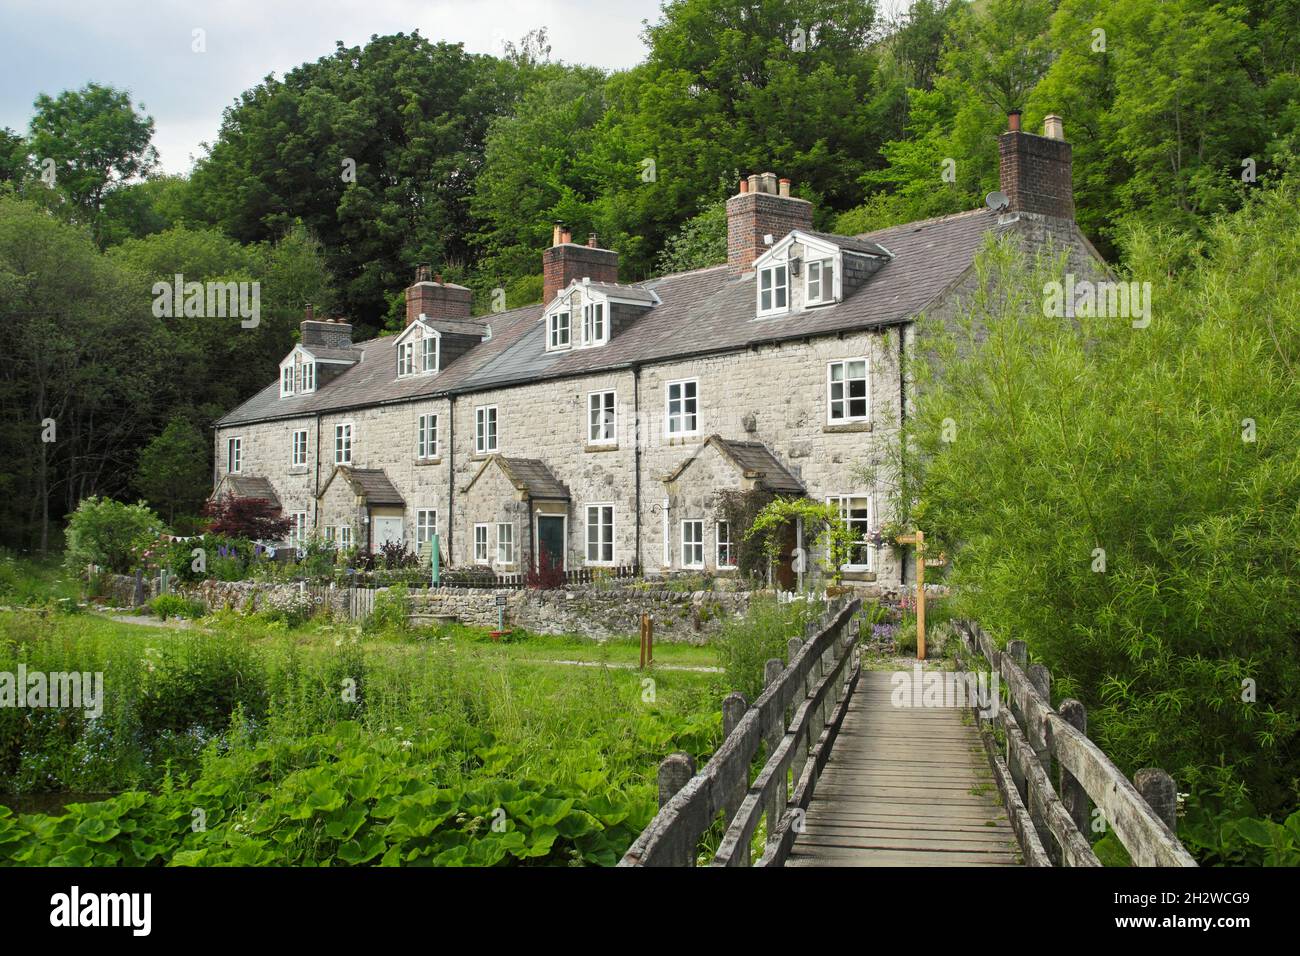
[549,310,571,350]
[398,341,415,377]
[281,365,295,396]
[758,264,788,315]
[422,335,437,372]
[582,303,606,347]
[300,361,315,392]
[806,259,834,306]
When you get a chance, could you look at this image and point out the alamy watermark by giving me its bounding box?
[890,663,999,718]
[1043,274,1151,328]
[0,665,103,718]
[152,274,260,327]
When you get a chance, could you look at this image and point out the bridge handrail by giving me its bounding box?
[619,597,861,867]
[955,620,1197,867]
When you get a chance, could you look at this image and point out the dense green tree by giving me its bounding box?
[655,195,727,273]
[188,33,519,329]
[24,83,158,240]
[133,416,211,523]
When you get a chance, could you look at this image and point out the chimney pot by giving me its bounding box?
[587,233,598,248]
[738,178,749,194]
[747,174,760,194]
[416,264,431,283]
[552,222,563,247]
[560,226,572,245]
[1043,114,1064,140]
[1008,110,1022,132]
[760,172,778,194]
[305,303,314,321]
[435,272,444,285]
[778,178,791,198]
[725,170,814,273]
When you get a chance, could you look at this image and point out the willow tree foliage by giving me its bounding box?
[894,182,1300,814]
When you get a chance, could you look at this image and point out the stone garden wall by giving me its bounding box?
[409,585,756,643]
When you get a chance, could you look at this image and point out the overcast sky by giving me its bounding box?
[0,0,667,174]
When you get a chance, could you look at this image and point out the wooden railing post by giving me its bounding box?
[656,752,698,867]
[1005,640,1029,802]
[763,657,786,856]
[1027,662,1053,776]
[721,692,749,825]
[1134,769,1178,834]
[787,636,807,787]
[1057,699,1090,835]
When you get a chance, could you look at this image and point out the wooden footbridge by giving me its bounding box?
[619,598,1197,868]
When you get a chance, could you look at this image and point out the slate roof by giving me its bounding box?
[664,435,806,495]
[714,439,806,494]
[800,230,892,258]
[324,466,405,506]
[212,475,281,506]
[217,207,1005,427]
[465,456,571,500]
[305,346,360,362]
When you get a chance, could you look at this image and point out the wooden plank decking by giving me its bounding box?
[788,670,1021,867]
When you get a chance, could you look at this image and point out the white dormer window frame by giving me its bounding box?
[548,309,571,351]
[394,317,441,377]
[805,257,836,306]
[581,302,607,347]
[757,263,788,316]
[300,359,315,392]
[281,364,295,397]
[754,232,847,317]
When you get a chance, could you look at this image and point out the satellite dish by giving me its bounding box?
[985,191,1009,212]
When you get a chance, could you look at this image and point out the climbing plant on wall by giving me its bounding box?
[745,497,856,587]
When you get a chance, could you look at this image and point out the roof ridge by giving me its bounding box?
[854,206,989,241]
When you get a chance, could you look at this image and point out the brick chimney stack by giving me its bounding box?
[301,304,352,349]
[998,112,1074,221]
[542,226,618,304]
[725,171,814,274]
[406,264,473,326]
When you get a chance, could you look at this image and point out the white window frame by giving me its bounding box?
[496,522,515,565]
[334,422,352,465]
[827,359,870,424]
[581,302,607,347]
[665,378,699,437]
[680,519,704,569]
[288,512,308,548]
[585,504,616,566]
[473,524,490,564]
[338,525,353,550]
[827,494,874,571]
[324,526,336,545]
[300,361,315,392]
[475,405,498,454]
[417,413,439,460]
[280,364,295,397]
[422,334,439,373]
[806,258,835,306]
[548,310,571,351]
[716,521,737,570]
[758,263,788,316]
[416,509,437,548]
[398,340,415,377]
[587,390,617,445]
[227,437,242,474]
[291,429,308,467]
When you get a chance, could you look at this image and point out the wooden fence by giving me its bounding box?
[347,587,376,621]
[954,620,1197,867]
[619,598,861,867]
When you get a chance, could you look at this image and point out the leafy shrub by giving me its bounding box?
[369,585,411,632]
[202,493,291,541]
[149,594,205,620]
[64,497,166,574]
[894,617,917,655]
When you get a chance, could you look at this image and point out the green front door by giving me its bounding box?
[536,515,566,572]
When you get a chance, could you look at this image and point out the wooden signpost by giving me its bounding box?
[895,530,927,660]
[639,613,654,669]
